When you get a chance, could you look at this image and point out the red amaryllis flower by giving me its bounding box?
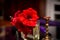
[19,8,39,27]
[11,8,39,36]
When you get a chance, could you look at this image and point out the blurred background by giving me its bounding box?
[0,0,60,40]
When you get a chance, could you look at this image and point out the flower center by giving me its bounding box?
[27,15,32,19]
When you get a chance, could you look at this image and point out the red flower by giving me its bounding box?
[20,8,39,27]
[11,8,39,36]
